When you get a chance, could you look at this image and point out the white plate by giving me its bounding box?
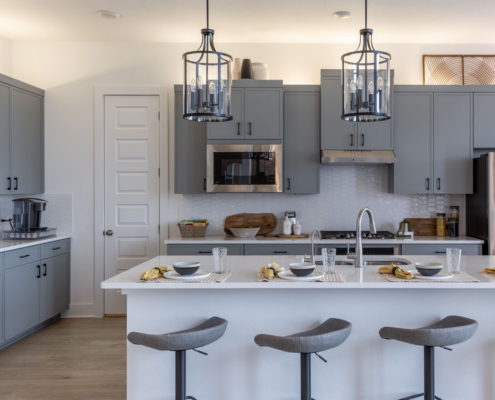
[277,270,324,281]
[164,269,212,280]
[409,270,453,280]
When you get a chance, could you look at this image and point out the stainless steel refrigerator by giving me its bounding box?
[467,152,495,255]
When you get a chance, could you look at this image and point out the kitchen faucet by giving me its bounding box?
[310,229,320,264]
[347,207,377,268]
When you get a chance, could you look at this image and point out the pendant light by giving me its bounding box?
[341,0,391,122]
[183,0,233,122]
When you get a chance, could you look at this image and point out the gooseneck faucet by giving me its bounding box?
[310,229,321,264]
[347,207,377,268]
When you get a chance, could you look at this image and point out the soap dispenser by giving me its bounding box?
[283,215,292,235]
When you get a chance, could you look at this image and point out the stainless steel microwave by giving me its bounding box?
[206,144,283,193]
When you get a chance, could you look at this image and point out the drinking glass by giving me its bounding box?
[447,248,462,274]
[213,247,227,274]
[321,248,337,275]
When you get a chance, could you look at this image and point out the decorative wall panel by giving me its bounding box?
[424,55,495,85]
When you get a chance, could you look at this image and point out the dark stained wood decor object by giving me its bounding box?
[423,55,495,85]
[407,218,438,236]
[224,213,277,236]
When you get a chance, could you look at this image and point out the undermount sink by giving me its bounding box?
[314,261,354,266]
[363,260,410,266]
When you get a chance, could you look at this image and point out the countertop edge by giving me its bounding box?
[0,234,73,253]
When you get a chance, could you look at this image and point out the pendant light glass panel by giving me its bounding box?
[183,30,233,122]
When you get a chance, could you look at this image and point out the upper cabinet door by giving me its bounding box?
[244,88,283,139]
[392,93,433,194]
[357,119,393,150]
[207,88,244,140]
[10,89,44,195]
[0,84,10,195]
[434,93,473,194]
[474,93,495,148]
[321,78,357,150]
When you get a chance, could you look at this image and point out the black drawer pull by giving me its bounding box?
[434,251,447,254]
[43,263,47,276]
[274,251,288,254]
[7,177,11,191]
[14,177,18,190]
[198,251,212,254]
[237,122,241,135]
[20,254,30,259]
[52,247,62,250]
[37,265,41,278]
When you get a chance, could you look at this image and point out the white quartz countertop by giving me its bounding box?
[0,234,72,253]
[101,254,495,290]
[165,235,483,245]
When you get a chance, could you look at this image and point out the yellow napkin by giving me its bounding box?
[379,264,414,280]
[260,261,284,280]
[483,268,495,274]
[140,266,173,281]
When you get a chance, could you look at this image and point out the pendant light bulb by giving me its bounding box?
[357,76,363,90]
[377,77,383,90]
[209,81,215,93]
[197,76,203,89]
[350,80,356,92]
[368,81,374,92]
[190,79,196,92]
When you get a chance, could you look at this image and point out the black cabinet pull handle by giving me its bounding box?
[14,177,18,190]
[361,134,365,146]
[20,254,30,259]
[274,251,288,254]
[37,265,41,278]
[435,251,447,254]
[437,178,441,190]
[198,251,212,254]
[248,122,252,135]
[237,122,241,135]
[426,178,430,191]
[52,247,61,250]
[204,178,206,191]
[43,263,47,276]
[7,177,11,191]
[287,178,291,191]
[350,134,354,147]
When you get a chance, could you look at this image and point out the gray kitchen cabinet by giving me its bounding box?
[40,254,70,321]
[0,74,44,195]
[321,69,394,151]
[244,244,311,256]
[433,93,473,194]
[474,93,495,148]
[5,245,40,269]
[283,86,320,194]
[174,86,207,194]
[5,261,40,340]
[0,84,10,195]
[207,88,244,139]
[391,92,434,194]
[167,244,244,256]
[402,244,481,256]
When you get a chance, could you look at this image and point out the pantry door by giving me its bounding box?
[104,95,160,315]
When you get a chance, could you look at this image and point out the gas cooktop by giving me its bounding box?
[320,231,395,240]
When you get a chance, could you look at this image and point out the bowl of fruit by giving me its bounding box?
[229,225,261,238]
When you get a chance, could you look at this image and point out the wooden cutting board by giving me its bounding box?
[224,213,277,236]
[406,218,438,236]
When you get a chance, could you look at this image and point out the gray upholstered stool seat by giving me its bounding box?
[128,316,228,351]
[379,315,478,347]
[255,318,352,354]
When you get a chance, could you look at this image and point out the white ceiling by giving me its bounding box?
[0,0,494,44]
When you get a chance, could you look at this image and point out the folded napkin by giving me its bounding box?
[482,268,495,274]
[260,261,284,280]
[140,266,173,281]
[379,264,414,280]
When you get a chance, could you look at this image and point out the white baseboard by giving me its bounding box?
[62,303,101,318]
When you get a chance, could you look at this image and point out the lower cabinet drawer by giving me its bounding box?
[167,244,244,256]
[244,244,312,256]
[5,246,40,270]
[402,244,481,256]
[41,239,70,259]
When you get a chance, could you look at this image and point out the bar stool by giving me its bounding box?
[379,315,478,400]
[255,318,352,400]
[128,317,228,400]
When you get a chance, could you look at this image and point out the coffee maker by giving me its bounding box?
[12,198,47,231]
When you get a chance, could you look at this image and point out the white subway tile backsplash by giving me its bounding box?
[178,165,465,236]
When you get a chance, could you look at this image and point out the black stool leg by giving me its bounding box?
[176,350,186,400]
[301,353,311,400]
[424,346,435,400]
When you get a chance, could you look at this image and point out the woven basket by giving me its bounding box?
[178,223,209,238]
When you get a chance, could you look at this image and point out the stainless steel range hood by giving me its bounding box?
[321,150,397,165]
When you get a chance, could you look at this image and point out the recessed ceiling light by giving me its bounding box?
[333,11,352,19]
[97,10,121,20]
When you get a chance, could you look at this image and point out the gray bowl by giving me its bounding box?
[415,262,442,277]
[173,261,200,276]
[230,227,261,238]
[289,262,316,277]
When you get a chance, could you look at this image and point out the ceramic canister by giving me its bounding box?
[233,58,242,80]
[241,59,253,80]
[252,62,269,80]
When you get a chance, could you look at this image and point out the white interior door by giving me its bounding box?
[104,95,160,315]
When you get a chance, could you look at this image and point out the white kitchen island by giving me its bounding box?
[102,255,495,400]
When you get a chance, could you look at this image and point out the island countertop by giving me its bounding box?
[101,254,495,290]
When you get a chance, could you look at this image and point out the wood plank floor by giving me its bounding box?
[0,317,127,400]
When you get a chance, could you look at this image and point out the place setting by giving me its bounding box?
[379,248,479,283]
[139,247,233,283]
[258,248,345,283]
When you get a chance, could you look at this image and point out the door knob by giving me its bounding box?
[105,230,114,236]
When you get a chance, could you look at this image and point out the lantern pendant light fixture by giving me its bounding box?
[182,0,233,122]
[341,0,391,122]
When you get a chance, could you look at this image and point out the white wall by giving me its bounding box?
[0,35,12,76]
[10,41,495,317]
